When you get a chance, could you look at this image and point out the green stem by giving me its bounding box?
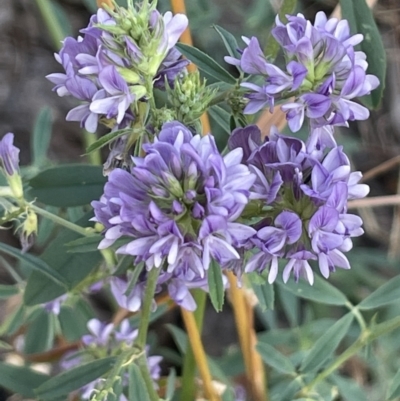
[34,0,65,50]
[300,315,400,396]
[134,267,162,401]
[83,131,102,165]
[180,290,207,401]
[28,203,95,237]
[345,302,366,331]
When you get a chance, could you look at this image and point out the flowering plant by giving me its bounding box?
[1,0,399,400]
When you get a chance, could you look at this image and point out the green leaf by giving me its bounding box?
[340,0,386,108]
[58,300,88,342]
[278,285,299,327]
[24,309,55,354]
[256,341,296,374]
[300,312,354,372]
[129,363,151,401]
[0,242,67,287]
[0,305,26,336]
[276,275,348,305]
[65,234,103,253]
[166,324,188,354]
[387,366,400,400]
[358,275,400,310]
[165,368,176,401]
[0,284,19,299]
[176,43,236,84]
[248,273,274,311]
[24,212,102,305]
[32,107,52,167]
[28,164,106,207]
[213,25,240,59]
[35,357,116,400]
[332,375,367,401]
[85,128,132,154]
[0,362,49,398]
[207,260,225,312]
[209,105,231,136]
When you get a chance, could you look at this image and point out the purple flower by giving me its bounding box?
[89,66,133,124]
[229,125,368,284]
[93,121,255,309]
[47,5,189,133]
[0,133,19,176]
[228,12,379,132]
[82,319,114,347]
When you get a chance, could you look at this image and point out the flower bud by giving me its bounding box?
[20,210,38,253]
[0,133,23,199]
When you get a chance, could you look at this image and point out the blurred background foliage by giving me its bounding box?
[1,0,400,400]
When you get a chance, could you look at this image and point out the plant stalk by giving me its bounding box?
[181,307,220,401]
[180,290,207,401]
[134,267,162,401]
[28,203,95,237]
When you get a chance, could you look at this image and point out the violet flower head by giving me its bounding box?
[93,121,255,309]
[229,125,368,284]
[227,12,379,133]
[47,4,189,133]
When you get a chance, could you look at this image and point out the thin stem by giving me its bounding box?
[345,302,367,331]
[34,0,65,50]
[227,272,268,401]
[135,267,161,348]
[83,131,102,165]
[181,307,220,401]
[134,267,162,401]
[28,203,95,237]
[180,290,207,401]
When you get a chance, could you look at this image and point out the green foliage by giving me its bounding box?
[300,313,354,372]
[85,128,132,154]
[0,242,67,287]
[0,363,49,398]
[213,25,240,60]
[256,341,296,375]
[35,357,117,400]
[207,260,225,312]
[358,275,400,310]
[129,364,151,401]
[24,309,56,354]
[176,43,236,84]
[340,0,386,108]
[276,275,348,306]
[249,272,275,311]
[0,284,19,299]
[28,164,106,207]
[24,212,102,305]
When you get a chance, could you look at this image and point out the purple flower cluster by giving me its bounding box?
[47,5,189,133]
[61,318,162,400]
[92,121,255,310]
[226,12,379,132]
[228,125,369,284]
